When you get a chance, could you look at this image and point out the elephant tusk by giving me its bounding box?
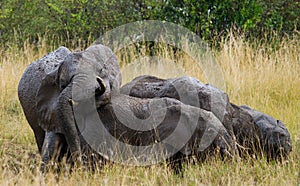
[68,99,78,106]
[96,76,107,90]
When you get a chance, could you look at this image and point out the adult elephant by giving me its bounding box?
[18,44,121,167]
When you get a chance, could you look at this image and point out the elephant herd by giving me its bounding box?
[18,44,292,171]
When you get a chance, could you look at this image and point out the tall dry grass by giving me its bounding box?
[0,34,299,185]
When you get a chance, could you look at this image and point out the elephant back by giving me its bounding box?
[18,46,71,114]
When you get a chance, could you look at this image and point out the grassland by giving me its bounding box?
[0,34,299,185]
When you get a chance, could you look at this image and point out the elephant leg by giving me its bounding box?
[30,123,45,153]
[21,112,45,153]
[41,131,66,172]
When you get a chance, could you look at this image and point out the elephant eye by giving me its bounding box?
[60,85,67,90]
[60,75,74,91]
[99,68,108,78]
[59,79,67,90]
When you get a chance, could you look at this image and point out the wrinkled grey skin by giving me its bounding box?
[18,46,71,162]
[240,105,292,159]
[121,75,292,159]
[96,92,235,163]
[121,75,236,138]
[229,103,261,156]
[18,45,233,171]
[18,44,121,168]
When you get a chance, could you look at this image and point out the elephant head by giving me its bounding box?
[240,105,292,159]
[35,44,121,163]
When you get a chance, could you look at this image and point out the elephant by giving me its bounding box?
[89,91,235,166]
[120,75,292,159]
[18,44,121,168]
[120,75,256,150]
[120,75,237,138]
[240,105,292,159]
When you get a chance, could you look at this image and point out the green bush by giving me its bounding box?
[0,0,299,48]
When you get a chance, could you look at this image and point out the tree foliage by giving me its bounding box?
[0,0,299,47]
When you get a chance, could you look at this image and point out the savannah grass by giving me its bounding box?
[0,34,299,185]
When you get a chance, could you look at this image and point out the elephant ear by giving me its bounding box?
[36,69,61,132]
[36,52,77,132]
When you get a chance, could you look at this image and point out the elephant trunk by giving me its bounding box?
[57,84,82,164]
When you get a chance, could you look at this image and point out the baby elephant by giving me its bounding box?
[75,91,235,167]
[121,75,292,159]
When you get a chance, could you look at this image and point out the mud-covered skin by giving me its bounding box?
[230,103,261,156]
[18,46,71,154]
[95,93,235,162]
[18,46,234,171]
[18,45,121,169]
[240,105,292,159]
[121,75,292,159]
[121,75,235,138]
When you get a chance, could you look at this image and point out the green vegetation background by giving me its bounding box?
[1,0,299,47]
